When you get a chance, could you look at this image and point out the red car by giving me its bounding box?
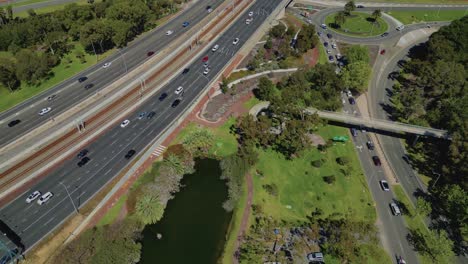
[202,56,209,62]
[380,49,386,55]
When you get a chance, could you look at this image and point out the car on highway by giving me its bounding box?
[248,11,254,17]
[233,38,240,45]
[356,4,364,8]
[381,32,389,37]
[120,119,130,128]
[328,55,334,62]
[171,99,181,108]
[102,62,112,68]
[336,53,342,60]
[78,76,87,83]
[158,92,168,101]
[166,30,174,36]
[137,112,147,119]
[323,42,328,47]
[37,192,53,205]
[7,119,21,127]
[206,5,213,13]
[204,62,209,68]
[380,49,386,55]
[203,67,210,75]
[402,154,410,164]
[77,149,88,159]
[366,140,375,150]
[175,86,184,95]
[147,51,155,57]
[346,90,352,97]
[84,83,94,89]
[212,44,219,52]
[350,127,358,137]
[320,23,327,29]
[327,33,332,39]
[326,49,331,54]
[348,97,356,105]
[47,94,57,101]
[390,202,401,216]
[38,107,51,116]
[26,191,41,203]
[146,111,156,119]
[396,25,405,31]
[202,56,209,63]
[77,157,90,167]
[182,21,190,27]
[331,43,337,49]
[245,17,253,24]
[379,180,390,191]
[182,68,190,74]
[372,156,382,166]
[125,149,136,159]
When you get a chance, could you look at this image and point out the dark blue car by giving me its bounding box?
[182,21,190,27]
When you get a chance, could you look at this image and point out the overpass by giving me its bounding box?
[251,102,450,139]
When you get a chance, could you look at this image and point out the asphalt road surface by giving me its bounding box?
[0,0,283,253]
[0,0,225,147]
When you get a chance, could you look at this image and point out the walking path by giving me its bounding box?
[232,173,253,264]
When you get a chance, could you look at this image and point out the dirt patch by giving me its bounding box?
[302,47,319,67]
[307,133,326,146]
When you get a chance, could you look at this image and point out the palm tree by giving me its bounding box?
[135,192,165,225]
[372,9,382,21]
[344,1,356,15]
[334,11,347,27]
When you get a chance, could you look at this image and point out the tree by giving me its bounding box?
[334,11,346,27]
[256,76,276,101]
[269,23,286,38]
[336,156,351,165]
[27,9,37,17]
[220,75,229,94]
[264,37,273,49]
[182,129,214,155]
[0,59,19,91]
[345,45,369,64]
[344,1,355,15]
[341,61,371,93]
[323,175,336,184]
[135,190,165,225]
[409,229,454,264]
[15,49,51,84]
[415,197,432,218]
[371,9,382,21]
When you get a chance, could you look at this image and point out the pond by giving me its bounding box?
[139,158,232,264]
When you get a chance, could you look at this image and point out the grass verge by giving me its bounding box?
[243,96,260,111]
[317,42,329,64]
[13,0,89,17]
[387,10,467,24]
[0,43,114,112]
[325,12,388,37]
[96,194,127,227]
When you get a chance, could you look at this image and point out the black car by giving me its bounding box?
[77,149,89,159]
[7,119,21,127]
[125,150,136,159]
[77,157,90,167]
[366,141,375,150]
[323,42,328,47]
[171,99,181,108]
[182,68,190,74]
[158,92,168,101]
[381,32,389,37]
[372,156,382,166]
[350,127,358,137]
[147,111,156,119]
[357,4,364,8]
[47,94,57,101]
[328,55,334,62]
[78,76,88,83]
[327,33,332,39]
[348,97,356,105]
[84,83,94,89]
[147,51,155,57]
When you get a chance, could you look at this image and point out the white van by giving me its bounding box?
[390,202,401,215]
[396,25,405,31]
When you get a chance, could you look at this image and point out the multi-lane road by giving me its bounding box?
[0,0,226,147]
[0,0,284,252]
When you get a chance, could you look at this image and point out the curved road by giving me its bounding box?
[0,0,284,253]
[0,0,225,147]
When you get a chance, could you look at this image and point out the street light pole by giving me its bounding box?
[430,171,442,190]
[117,49,128,73]
[60,182,79,214]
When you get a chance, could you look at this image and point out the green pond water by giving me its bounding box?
[139,159,232,264]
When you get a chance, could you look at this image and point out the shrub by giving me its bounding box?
[323,175,336,184]
[336,156,351,165]
[262,183,279,196]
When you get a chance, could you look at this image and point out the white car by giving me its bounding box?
[203,67,210,75]
[245,17,253,24]
[120,119,130,128]
[26,191,41,203]
[175,86,184,95]
[102,62,112,68]
[379,180,390,191]
[38,107,51,116]
[232,38,240,45]
[396,25,405,31]
[331,43,337,49]
[37,192,53,205]
[211,44,219,52]
[336,53,342,60]
[248,11,253,17]
[166,30,174,36]
[320,23,327,29]
[326,49,331,54]
[346,90,352,97]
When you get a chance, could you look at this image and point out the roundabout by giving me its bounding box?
[324,11,389,37]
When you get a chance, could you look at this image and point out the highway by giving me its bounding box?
[0,0,226,147]
[0,0,284,252]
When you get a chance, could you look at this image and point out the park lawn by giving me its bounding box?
[388,10,467,24]
[6,0,50,8]
[317,42,329,64]
[172,117,238,158]
[97,194,128,227]
[253,125,376,223]
[243,96,261,111]
[13,0,90,17]
[0,43,114,112]
[325,12,388,37]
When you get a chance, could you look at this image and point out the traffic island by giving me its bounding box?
[324,11,389,37]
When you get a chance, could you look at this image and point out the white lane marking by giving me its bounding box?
[43,216,56,227]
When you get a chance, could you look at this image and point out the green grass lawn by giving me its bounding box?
[13,0,90,17]
[243,96,261,111]
[0,43,114,112]
[317,42,328,64]
[325,12,389,37]
[6,0,50,8]
[253,125,376,223]
[388,10,467,24]
[97,194,128,227]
